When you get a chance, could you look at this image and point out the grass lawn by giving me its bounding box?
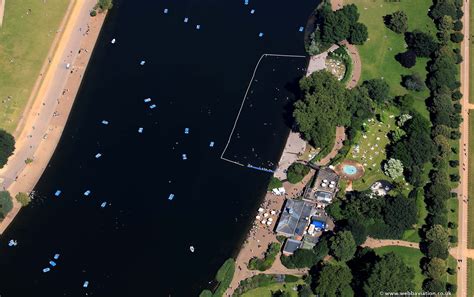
[447,198,459,247]
[468,258,474,297]
[346,0,437,120]
[470,0,474,104]
[348,112,402,191]
[0,0,70,132]
[446,256,457,287]
[402,188,427,243]
[374,246,424,292]
[240,280,304,297]
[449,139,460,189]
[468,114,474,248]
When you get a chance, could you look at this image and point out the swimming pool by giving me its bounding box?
[343,165,358,175]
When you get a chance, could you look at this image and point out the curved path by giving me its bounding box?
[361,237,419,249]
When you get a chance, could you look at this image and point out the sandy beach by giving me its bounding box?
[0,0,107,234]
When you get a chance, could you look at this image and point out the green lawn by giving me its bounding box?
[374,246,424,292]
[468,114,474,248]
[468,258,474,297]
[470,0,474,104]
[402,188,427,243]
[349,111,400,191]
[346,0,436,119]
[447,198,459,247]
[0,0,70,132]
[241,280,304,297]
[446,256,457,289]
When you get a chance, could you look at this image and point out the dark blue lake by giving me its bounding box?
[0,0,314,295]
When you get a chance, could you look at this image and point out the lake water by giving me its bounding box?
[0,0,315,295]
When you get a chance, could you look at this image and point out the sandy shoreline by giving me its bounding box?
[0,0,107,234]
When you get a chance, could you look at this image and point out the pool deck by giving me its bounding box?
[334,160,365,180]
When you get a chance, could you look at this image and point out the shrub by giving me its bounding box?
[402,73,426,92]
[446,283,457,294]
[362,79,391,103]
[248,242,281,271]
[449,160,459,167]
[268,177,283,190]
[0,191,13,220]
[284,275,299,282]
[287,163,310,184]
[452,90,462,100]
[90,10,97,17]
[15,192,30,207]
[453,20,463,31]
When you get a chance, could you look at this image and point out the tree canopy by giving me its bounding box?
[287,163,310,184]
[385,10,408,34]
[0,129,15,168]
[0,191,13,219]
[363,253,415,296]
[314,263,354,296]
[329,231,357,262]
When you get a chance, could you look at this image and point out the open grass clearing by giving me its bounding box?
[374,246,424,292]
[468,114,474,248]
[0,0,70,132]
[240,280,304,297]
[346,0,437,120]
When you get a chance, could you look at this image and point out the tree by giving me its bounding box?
[362,79,390,103]
[363,253,415,296]
[95,0,113,12]
[423,279,446,293]
[438,15,454,31]
[383,158,404,179]
[329,231,356,262]
[349,23,368,45]
[453,20,463,31]
[424,258,447,280]
[0,129,15,169]
[385,10,408,34]
[15,192,31,207]
[294,71,351,151]
[281,249,319,269]
[314,263,354,296]
[402,73,426,92]
[287,163,310,184]
[298,285,313,297]
[450,32,464,43]
[268,177,283,190]
[405,30,439,57]
[430,0,458,20]
[0,191,13,219]
[383,194,418,238]
[396,50,417,68]
[344,219,368,246]
[395,94,415,111]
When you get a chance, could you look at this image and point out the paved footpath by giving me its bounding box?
[0,0,105,234]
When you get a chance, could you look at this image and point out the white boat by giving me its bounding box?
[140,61,146,66]
[184,17,189,23]
[54,190,62,197]
[189,246,195,253]
[250,9,255,14]
[8,239,17,247]
[100,202,107,208]
[49,261,56,267]
[299,26,304,32]
[83,281,89,288]
[184,128,189,134]
[168,194,175,201]
[101,120,109,125]
[258,32,264,37]
[164,8,168,14]
[53,254,60,260]
[149,104,156,109]
[209,141,215,147]
[84,190,91,196]
[196,24,201,30]
[111,38,116,44]
[182,154,187,160]
[144,98,151,103]
[95,153,102,159]
[138,127,143,133]
[43,268,50,273]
